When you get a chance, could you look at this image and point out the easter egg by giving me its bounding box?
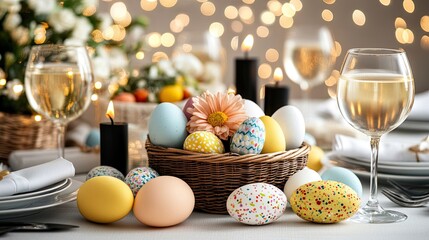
[226,183,287,225]
[159,85,184,103]
[133,176,195,227]
[86,166,124,181]
[134,88,149,102]
[125,167,159,196]
[85,129,100,147]
[284,167,321,200]
[321,167,363,197]
[307,145,324,172]
[148,102,188,148]
[182,97,194,120]
[77,176,134,223]
[289,180,360,223]
[183,131,225,154]
[230,117,265,155]
[243,99,265,118]
[272,105,305,150]
[259,116,286,153]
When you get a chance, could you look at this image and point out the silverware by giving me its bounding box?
[0,222,78,235]
[382,188,429,207]
[386,179,429,200]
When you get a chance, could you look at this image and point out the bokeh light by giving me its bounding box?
[160,0,177,8]
[261,11,276,25]
[352,10,366,26]
[201,1,216,16]
[322,9,333,22]
[225,6,238,19]
[231,20,243,33]
[279,15,294,28]
[258,63,272,79]
[161,32,175,47]
[265,48,279,62]
[403,0,415,14]
[421,16,429,32]
[140,0,157,11]
[395,17,407,28]
[256,26,269,38]
[282,3,296,18]
[209,22,224,37]
[379,0,391,6]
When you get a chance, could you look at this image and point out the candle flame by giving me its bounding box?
[106,100,115,120]
[241,34,254,52]
[273,67,283,83]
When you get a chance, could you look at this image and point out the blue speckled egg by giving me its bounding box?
[125,167,159,196]
[321,166,363,197]
[86,166,125,181]
[230,117,265,155]
[85,129,100,147]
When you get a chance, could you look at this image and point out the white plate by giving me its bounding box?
[336,156,429,176]
[0,178,69,201]
[0,178,72,210]
[0,179,81,219]
[323,153,429,183]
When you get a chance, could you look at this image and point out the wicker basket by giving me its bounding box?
[0,112,57,162]
[146,137,310,214]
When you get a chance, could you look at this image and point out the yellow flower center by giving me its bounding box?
[207,111,228,127]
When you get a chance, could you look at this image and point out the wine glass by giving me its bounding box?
[25,45,94,159]
[337,48,415,223]
[283,26,335,101]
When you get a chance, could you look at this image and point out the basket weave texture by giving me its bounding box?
[146,137,310,214]
[0,112,57,161]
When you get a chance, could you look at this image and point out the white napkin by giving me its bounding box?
[0,158,75,197]
[407,90,429,121]
[332,134,429,163]
[9,147,100,174]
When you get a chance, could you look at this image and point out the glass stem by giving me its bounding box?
[56,123,66,159]
[368,137,381,208]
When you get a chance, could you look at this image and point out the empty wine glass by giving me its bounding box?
[283,26,335,101]
[337,48,415,223]
[25,45,94,159]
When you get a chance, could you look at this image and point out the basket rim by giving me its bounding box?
[145,136,310,164]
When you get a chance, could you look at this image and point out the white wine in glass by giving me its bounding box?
[284,26,335,100]
[25,45,93,159]
[337,48,414,223]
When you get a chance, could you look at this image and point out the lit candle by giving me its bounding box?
[264,67,290,116]
[235,34,258,102]
[100,101,128,175]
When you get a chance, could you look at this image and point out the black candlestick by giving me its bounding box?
[235,58,258,102]
[100,122,128,175]
[264,83,289,116]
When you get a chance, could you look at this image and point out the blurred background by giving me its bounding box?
[98,0,429,100]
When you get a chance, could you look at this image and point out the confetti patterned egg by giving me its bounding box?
[226,183,287,225]
[183,131,225,154]
[125,167,159,196]
[230,117,265,155]
[290,180,361,223]
[86,166,125,181]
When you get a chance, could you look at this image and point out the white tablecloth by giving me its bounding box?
[4,174,429,240]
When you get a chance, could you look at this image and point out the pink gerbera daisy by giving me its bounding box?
[186,91,248,140]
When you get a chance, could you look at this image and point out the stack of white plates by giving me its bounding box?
[0,178,81,219]
[324,153,429,183]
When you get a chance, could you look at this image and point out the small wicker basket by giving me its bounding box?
[0,112,57,162]
[146,137,310,214]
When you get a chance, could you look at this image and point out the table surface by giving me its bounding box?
[4,178,429,240]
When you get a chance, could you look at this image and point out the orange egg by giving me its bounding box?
[133,176,195,227]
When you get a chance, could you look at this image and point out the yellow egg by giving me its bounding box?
[259,116,286,153]
[183,131,225,154]
[290,180,360,223]
[77,176,134,223]
[307,145,324,172]
[159,85,184,102]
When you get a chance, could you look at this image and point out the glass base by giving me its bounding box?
[350,206,407,224]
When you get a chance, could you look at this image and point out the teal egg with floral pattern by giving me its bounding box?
[125,167,159,196]
[230,117,265,155]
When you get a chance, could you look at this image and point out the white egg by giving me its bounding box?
[243,99,265,118]
[272,105,305,150]
[284,167,321,200]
